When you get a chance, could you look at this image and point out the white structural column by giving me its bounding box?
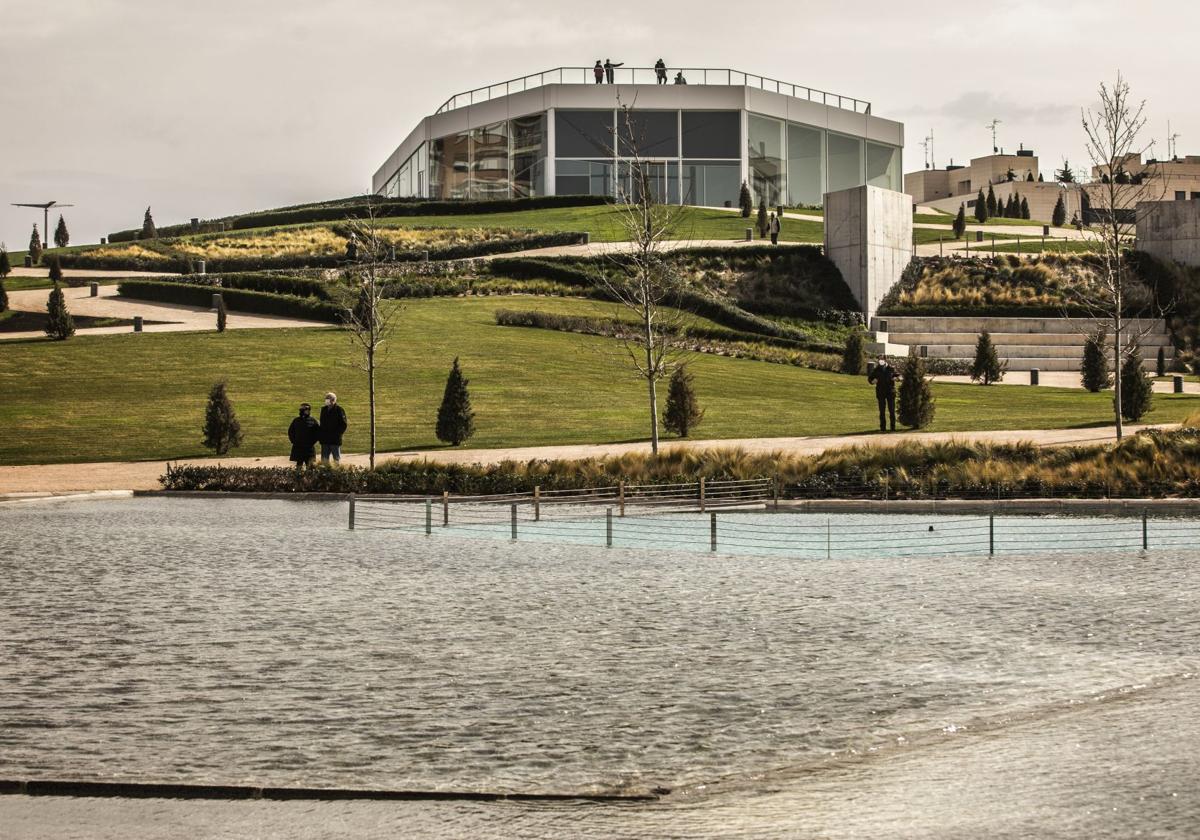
[544,107,556,196]
[739,109,750,193]
[823,184,913,321]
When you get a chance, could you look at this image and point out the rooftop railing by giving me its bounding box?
[434,67,872,116]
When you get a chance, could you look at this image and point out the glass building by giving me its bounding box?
[373,69,903,208]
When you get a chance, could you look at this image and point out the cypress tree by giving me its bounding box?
[141,207,157,239]
[970,331,1005,384]
[986,184,997,217]
[1020,196,1030,219]
[739,181,753,218]
[840,329,867,375]
[1051,194,1067,227]
[0,245,10,280]
[1038,172,1045,182]
[216,295,228,332]
[1080,329,1111,392]
[436,357,475,446]
[1156,346,1166,378]
[1056,160,1075,183]
[975,189,988,223]
[44,282,75,340]
[1026,171,1035,182]
[201,381,244,455]
[54,214,70,248]
[29,224,43,264]
[47,254,63,285]
[0,279,7,314]
[953,205,967,239]
[898,351,935,429]
[662,365,705,437]
[1119,344,1153,422]
[756,199,768,238]
[1006,194,1018,218]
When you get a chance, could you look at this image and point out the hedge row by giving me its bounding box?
[200,272,333,300]
[116,280,342,322]
[108,195,609,241]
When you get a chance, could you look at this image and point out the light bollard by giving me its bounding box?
[1030,368,1040,386]
[1174,375,1184,394]
[89,282,98,297]
[1142,511,1148,550]
[348,496,355,530]
[133,316,143,333]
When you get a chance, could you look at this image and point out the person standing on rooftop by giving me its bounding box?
[674,70,687,85]
[593,60,604,84]
[654,58,667,84]
[604,59,623,84]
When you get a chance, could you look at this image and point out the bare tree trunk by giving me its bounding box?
[367,344,377,469]
[644,316,659,454]
[1113,313,1123,440]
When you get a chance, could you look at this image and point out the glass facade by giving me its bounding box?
[388,106,897,205]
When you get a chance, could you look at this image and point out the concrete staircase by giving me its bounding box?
[868,315,1174,372]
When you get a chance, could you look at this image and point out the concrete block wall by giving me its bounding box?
[823,184,913,321]
[1137,199,1200,267]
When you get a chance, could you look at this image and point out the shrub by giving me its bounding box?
[0,278,8,313]
[898,351,935,429]
[1081,328,1112,392]
[117,280,342,322]
[757,199,768,238]
[975,189,988,223]
[29,225,43,264]
[45,282,75,340]
[1020,197,1031,220]
[840,329,866,374]
[1119,344,1153,422]
[54,215,70,248]
[436,357,475,446]
[952,206,966,239]
[141,207,157,239]
[1052,194,1067,227]
[214,272,333,300]
[201,381,243,454]
[0,246,10,281]
[216,295,227,332]
[969,331,1005,384]
[739,181,753,218]
[662,365,705,437]
[47,255,63,284]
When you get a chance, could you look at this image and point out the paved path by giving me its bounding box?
[2,284,330,340]
[8,266,177,278]
[932,372,1200,394]
[0,424,1176,496]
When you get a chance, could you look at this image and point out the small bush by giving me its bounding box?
[1052,195,1067,227]
[662,365,705,437]
[201,381,243,454]
[952,206,966,239]
[898,352,935,429]
[436,357,475,446]
[216,295,227,332]
[45,282,75,340]
[141,207,157,239]
[739,182,752,218]
[969,331,1005,385]
[840,330,866,374]
[1119,344,1153,422]
[1081,328,1112,392]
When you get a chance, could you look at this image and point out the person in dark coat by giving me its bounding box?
[654,58,667,84]
[593,60,604,84]
[288,403,320,466]
[318,392,348,463]
[867,357,897,432]
[604,59,623,84]
[768,212,781,245]
[673,71,687,85]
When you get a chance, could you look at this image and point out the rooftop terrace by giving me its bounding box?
[435,66,872,116]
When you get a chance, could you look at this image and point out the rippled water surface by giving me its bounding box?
[2,498,1198,837]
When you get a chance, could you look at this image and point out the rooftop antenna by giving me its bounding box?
[1167,121,1181,161]
[929,128,935,169]
[986,118,1002,153]
[920,136,931,169]
[11,200,75,249]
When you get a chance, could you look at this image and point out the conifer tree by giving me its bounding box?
[47,254,63,285]
[738,181,753,218]
[756,199,768,238]
[1051,194,1067,227]
[141,207,157,239]
[436,357,475,446]
[970,331,1005,384]
[1020,196,1030,219]
[662,364,705,437]
[0,278,7,314]
[953,205,967,239]
[216,295,228,332]
[840,329,867,375]
[201,381,244,455]
[1056,160,1075,183]
[986,184,997,217]
[975,189,988,223]
[44,282,75,340]
[898,351,936,429]
[1156,346,1166,378]
[54,214,70,248]
[1026,171,1035,182]
[1080,328,1111,392]
[1038,172,1045,182]
[1119,344,1153,422]
[0,245,10,281]
[1006,195,1018,217]
[29,224,43,264]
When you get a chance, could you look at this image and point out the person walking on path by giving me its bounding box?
[867,357,897,432]
[604,59,623,84]
[318,392,348,463]
[654,59,667,84]
[593,60,604,84]
[288,403,321,467]
[768,212,781,245]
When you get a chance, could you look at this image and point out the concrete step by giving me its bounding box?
[929,357,1159,372]
[886,331,1174,348]
[872,315,1170,336]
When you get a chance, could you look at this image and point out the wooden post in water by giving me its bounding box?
[826,518,831,559]
[606,508,613,548]
[348,496,356,530]
[710,512,717,552]
[989,514,994,556]
[619,481,625,517]
[1142,510,1148,550]
[510,504,518,540]
[699,478,706,512]
[442,491,449,527]
[534,486,541,522]
[425,498,432,535]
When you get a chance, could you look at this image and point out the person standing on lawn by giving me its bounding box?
[768,212,781,245]
[288,403,321,467]
[319,392,348,463]
[867,356,897,432]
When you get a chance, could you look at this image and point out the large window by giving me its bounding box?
[556,160,613,196]
[556,110,614,157]
[469,121,509,199]
[430,132,470,200]
[787,123,823,206]
[511,114,546,198]
[682,111,740,158]
[617,109,678,157]
[748,114,783,206]
[682,161,740,207]
[827,132,863,194]
[866,142,900,191]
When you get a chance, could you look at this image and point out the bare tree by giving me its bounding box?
[595,103,693,454]
[333,202,401,469]
[1069,73,1168,438]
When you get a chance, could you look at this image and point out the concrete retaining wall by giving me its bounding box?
[1137,198,1200,267]
[824,185,913,321]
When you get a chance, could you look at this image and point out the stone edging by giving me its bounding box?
[778,498,1200,516]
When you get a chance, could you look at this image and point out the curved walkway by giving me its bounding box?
[0,424,1175,496]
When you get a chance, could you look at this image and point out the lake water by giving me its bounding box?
[2,497,1198,838]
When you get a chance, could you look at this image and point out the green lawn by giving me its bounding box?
[2,296,1197,466]
[913,230,1022,246]
[991,239,1102,254]
[915,214,1048,227]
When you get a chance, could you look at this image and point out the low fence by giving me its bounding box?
[347,480,1200,558]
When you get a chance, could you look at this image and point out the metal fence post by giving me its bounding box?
[989,514,994,556]
[1142,510,1148,550]
[826,518,831,559]
[442,491,449,527]
[348,496,355,530]
[511,504,518,540]
[425,498,432,535]
[534,485,541,522]
[710,512,717,552]
[619,481,625,517]
[606,508,613,548]
[699,477,706,512]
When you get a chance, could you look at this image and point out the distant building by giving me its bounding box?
[1089,154,1200,205]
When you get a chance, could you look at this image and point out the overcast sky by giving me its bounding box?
[2,0,1197,246]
